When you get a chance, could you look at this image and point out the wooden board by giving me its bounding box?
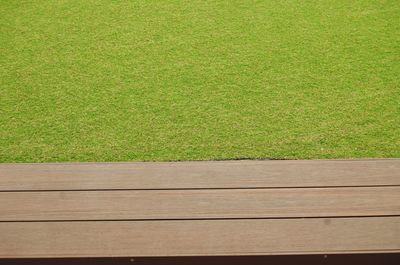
[0,159,399,258]
[1,217,399,258]
[1,186,399,221]
[1,160,399,191]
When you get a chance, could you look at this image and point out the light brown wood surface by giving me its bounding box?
[1,186,399,221]
[0,159,399,258]
[1,159,399,191]
[1,217,399,258]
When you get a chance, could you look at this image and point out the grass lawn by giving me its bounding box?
[1,0,399,162]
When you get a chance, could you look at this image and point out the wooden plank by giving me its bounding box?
[0,160,399,191]
[1,217,399,258]
[1,187,399,221]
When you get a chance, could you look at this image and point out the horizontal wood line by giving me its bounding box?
[148,249,400,256]
[2,160,399,191]
[4,186,398,221]
[2,217,399,257]
[2,184,400,192]
[2,249,400,259]
[2,215,400,223]
[160,249,400,256]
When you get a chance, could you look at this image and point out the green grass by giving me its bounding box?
[1,0,399,162]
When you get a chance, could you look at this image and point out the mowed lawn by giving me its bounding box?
[1,0,399,162]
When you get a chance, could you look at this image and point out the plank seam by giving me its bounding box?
[2,215,400,223]
[2,184,400,192]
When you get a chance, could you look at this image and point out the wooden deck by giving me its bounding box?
[0,159,399,258]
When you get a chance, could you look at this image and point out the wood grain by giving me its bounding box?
[1,187,399,221]
[1,160,399,257]
[1,160,399,191]
[1,217,399,258]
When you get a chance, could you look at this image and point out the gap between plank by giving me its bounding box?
[2,184,400,192]
[1,215,400,223]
